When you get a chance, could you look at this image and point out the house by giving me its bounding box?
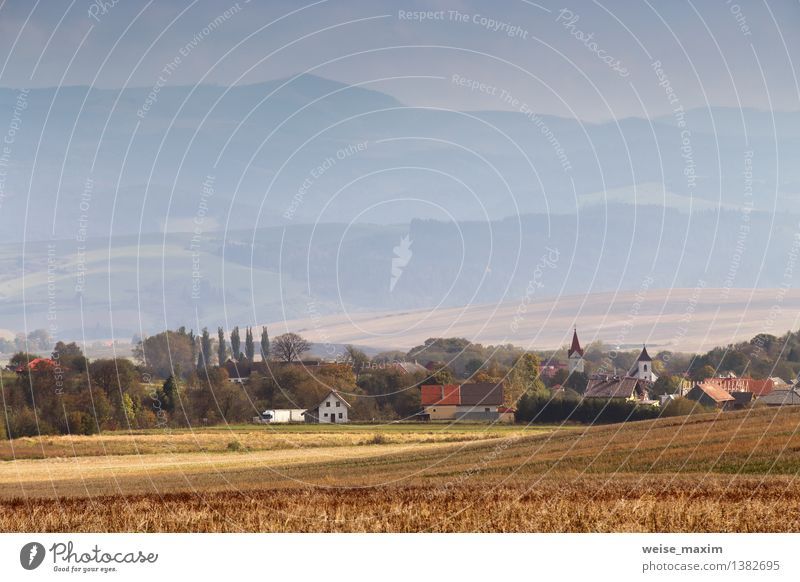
[538,361,567,379]
[686,383,736,410]
[420,382,510,422]
[302,390,351,423]
[731,391,754,409]
[769,377,790,389]
[659,393,678,406]
[584,375,653,403]
[567,327,585,374]
[14,358,55,374]
[759,388,800,406]
[630,346,658,382]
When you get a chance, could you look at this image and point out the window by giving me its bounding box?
[336,401,340,407]
[644,364,648,371]
[485,407,490,412]
[326,401,331,407]
[338,413,343,419]
[324,413,328,417]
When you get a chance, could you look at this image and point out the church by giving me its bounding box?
[568,327,659,402]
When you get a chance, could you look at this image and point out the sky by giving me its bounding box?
[0,0,798,121]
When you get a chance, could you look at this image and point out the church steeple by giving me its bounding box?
[568,327,584,357]
[568,327,584,374]
[633,344,657,382]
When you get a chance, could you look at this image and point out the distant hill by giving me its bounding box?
[274,287,800,353]
[1,75,798,244]
[3,204,800,339]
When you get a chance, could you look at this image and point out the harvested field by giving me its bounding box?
[3,477,799,533]
[2,407,800,532]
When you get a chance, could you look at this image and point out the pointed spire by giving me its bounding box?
[568,327,584,357]
[637,345,652,362]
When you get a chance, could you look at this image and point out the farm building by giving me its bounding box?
[686,383,736,410]
[253,409,306,424]
[584,375,654,403]
[303,390,352,423]
[758,388,800,406]
[420,382,512,422]
[703,376,775,398]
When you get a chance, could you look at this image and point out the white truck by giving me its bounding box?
[254,409,306,424]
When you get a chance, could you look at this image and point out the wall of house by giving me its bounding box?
[423,405,505,421]
[424,405,457,420]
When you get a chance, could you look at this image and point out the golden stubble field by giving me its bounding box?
[2,409,800,532]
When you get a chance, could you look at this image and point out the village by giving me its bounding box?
[246,327,800,425]
[4,322,800,439]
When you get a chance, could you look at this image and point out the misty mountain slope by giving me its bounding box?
[0,75,796,245]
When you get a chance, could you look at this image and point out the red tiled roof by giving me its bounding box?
[421,383,504,406]
[14,358,55,373]
[421,384,460,406]
[693,382,736,403]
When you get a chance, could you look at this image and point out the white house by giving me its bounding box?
[303,390,352,423]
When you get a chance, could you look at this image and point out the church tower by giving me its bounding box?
[567,327,584,374]
[633,345,658,382]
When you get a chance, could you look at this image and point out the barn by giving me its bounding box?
[686,383,736,410]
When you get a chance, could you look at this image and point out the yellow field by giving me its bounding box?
[2,409,800,532]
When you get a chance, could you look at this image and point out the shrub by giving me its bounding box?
[661,397,711,417]
[66,411,99,435]
[7,407,54,438]
[363,433,388,445]
[516,394,660,425]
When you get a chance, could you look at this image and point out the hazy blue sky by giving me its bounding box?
[0,0,798,120]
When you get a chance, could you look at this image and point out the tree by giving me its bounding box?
[651,374,682,397]
[26,329,51,351]
[245,327,255,362]
[217,327,227,365]
[464,358,485,378]
[427,363,455,385]
[507,353,545,406]
[133,330,194,379]
[271,333,310,363]
[51,341,86,372]
[230,326,241,361]
[159,375,180,414]
[344,345,369,378]
[260,326,270,361]
[691,365,716,382]
[198,327,212,371]
[564,371,589,394]
[188,329,196,368]
[9,352,39,368]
